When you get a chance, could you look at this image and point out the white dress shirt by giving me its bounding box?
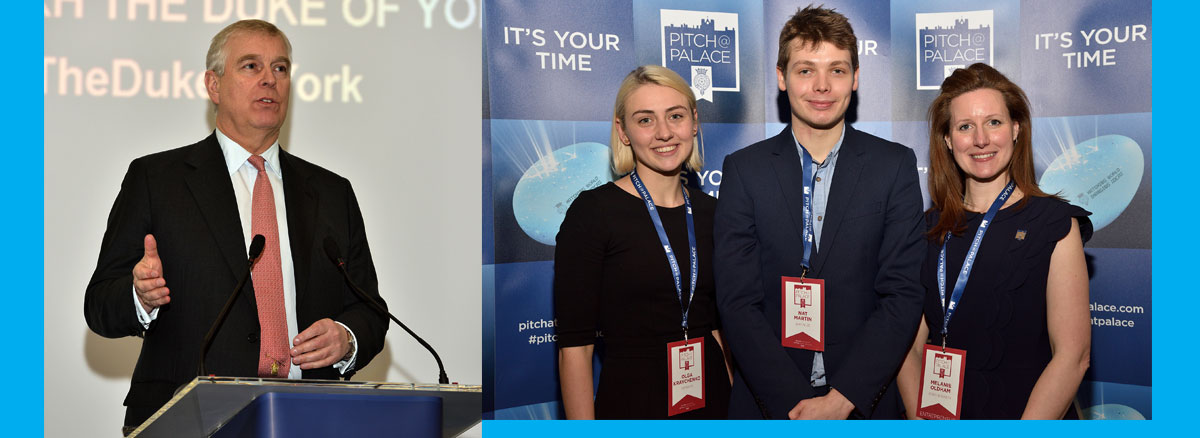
[791,124,846,388]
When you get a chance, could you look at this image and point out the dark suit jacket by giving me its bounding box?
[713,125,925,419]
[84,133,389,428]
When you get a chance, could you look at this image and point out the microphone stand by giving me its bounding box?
[198,235,265,377]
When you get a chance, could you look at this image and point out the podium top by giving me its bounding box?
[187,375,482,392]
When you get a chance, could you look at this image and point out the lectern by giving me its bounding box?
[128,377,481,437]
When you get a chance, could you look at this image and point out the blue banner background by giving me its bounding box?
[484,0,1154,421]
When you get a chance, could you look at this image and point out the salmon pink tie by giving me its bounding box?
[248,155,289,378]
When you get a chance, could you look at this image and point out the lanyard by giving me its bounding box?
[937,180,1016,346]
[796,140,817,275]
[629,170,698,336]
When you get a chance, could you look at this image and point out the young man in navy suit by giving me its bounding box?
[713,5,924,419]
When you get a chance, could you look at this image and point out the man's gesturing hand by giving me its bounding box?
[133,234,169,314]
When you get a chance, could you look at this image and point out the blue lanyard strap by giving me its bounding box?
[630,170,698,333]
[937,180,1016,340]
[798,145,816,273]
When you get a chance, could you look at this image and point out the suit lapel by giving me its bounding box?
[281,150,317,303]
[184,134,249,280]
[768,128,811,251]
[811,125,866,274]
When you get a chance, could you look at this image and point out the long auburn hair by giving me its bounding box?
[926,63,1055,243]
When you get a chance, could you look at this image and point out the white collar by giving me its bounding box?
[214,128,282,178]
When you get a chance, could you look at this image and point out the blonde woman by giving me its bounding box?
[554,65,732,419]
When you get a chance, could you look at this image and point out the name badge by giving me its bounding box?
[667,337,705,416]
[781,276,824,351]
[917,344,966,420]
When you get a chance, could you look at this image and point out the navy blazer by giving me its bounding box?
[84,133,389,428]
[713,125,925,419]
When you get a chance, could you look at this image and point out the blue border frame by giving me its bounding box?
[1149,0,1184,425]
[21,4,45,435]
[38,1,1180,436]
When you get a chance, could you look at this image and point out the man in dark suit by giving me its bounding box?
[83,20,388,433]
[713,6,924,419]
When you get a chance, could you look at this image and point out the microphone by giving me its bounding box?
[322,237,450,385]
[198,234,266,377]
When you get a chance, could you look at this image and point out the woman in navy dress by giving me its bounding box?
[898,63,1092,419]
